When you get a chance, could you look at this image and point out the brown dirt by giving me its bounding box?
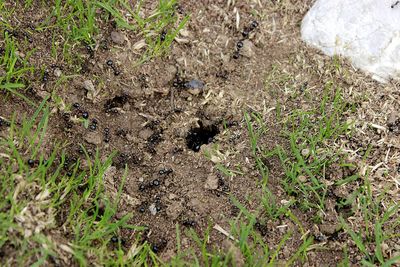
[2,0,400,265]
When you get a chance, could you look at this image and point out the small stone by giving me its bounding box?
[165,65,177,82]
[15,51,25,58]
[83,80,95,92]
[204,175,219,190]
[54,68,62,77]
[241,40,256,58]
[139,128,153,140]
[298,175,307,182]
[189,198,207,214]
[184,79,204,89]
[83,80,98,101]
[149,203,157,215]
[84,132,102,145]
[111,31,125,45]
[301,148,310,157]
[388,112,397,125]
[319,223,340,235]
[184,79,205,95]
[381,242,389,256]
[166,201,183,220]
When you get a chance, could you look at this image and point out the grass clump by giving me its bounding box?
[0,32,34,99]
[0,100,155,266]
[271,84,351,213]
[339,176,400,266]
[38,0,189,64]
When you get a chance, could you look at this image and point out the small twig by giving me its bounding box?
[391,1,400,8]
[213,224,236,241]
[170,87,175,112]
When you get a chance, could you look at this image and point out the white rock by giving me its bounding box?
[54,68,62,77]
[149,203,157,216]
[301,0,400,82]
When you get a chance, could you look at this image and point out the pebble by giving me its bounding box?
[83,80,97,101]
[204,175,219,190]
[84,132,102,145]
[149,203,157,215]
[319,223,340,235]
[301,148,310,157]
[298,175,307,182]
[184,79,205,89]
[388,112,397,125]
[240,40,255,58]
[184,79,205,95]
[139,128,153,140]
[166,201,183,220]
[54,68,62,77]
[111,31,125,45]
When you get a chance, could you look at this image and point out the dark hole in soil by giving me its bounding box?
[186,122,219,152]
[104,94,129,112]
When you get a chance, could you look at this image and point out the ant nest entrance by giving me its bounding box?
[185,121,220,152]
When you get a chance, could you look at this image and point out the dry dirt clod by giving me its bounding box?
[139,128,153,140]
[166,201,183,220]
[84,132,102,145]
[83,80,95,91]
[189,198,207,214]
[111,31,126,45]
[387,112,397,125]
[205,175,219,190]
[83,80,99,102]
[241,40,255,58]
[319,223,340,235]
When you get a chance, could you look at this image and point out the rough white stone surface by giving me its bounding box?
[301,0,400,82]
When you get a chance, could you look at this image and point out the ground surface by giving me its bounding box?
[0,0,399,266]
